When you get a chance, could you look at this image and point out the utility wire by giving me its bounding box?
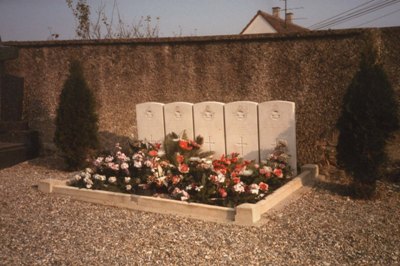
[311,0,398,29]
[310,0,400,29]
[353,7,400,27]
[308,0,376,28]
[313,0,400,29]
[312,0,400,29]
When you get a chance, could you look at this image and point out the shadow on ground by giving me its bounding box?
[27,131,134,171]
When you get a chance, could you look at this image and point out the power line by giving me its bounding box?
[308,0,376,28]
[353,7,400,27]
[311,0,399,29]
[310,0,400,29]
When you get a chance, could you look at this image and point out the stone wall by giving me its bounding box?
[3,27,400,167]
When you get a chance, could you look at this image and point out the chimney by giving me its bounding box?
[272,7,280,18]
[285,12,293,24]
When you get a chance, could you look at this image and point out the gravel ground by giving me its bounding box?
[1,156,399,265]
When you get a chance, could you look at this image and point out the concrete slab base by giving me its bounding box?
[38,164,318,225]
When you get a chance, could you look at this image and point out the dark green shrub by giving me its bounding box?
[54,61,99,170]
[337,49,399,198]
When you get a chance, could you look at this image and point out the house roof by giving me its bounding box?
[240,10,308,34]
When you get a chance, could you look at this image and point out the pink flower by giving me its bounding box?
[148,150,158,157]
[259,182,269,191]
[176,154,184,164]
[178,163,189,174]
[273,168,283,178]
[233,182,245,193]
[218,188,227,198]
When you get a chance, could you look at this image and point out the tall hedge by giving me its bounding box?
[54,61,99,170]
[337,46,399,198]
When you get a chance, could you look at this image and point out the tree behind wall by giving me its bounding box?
[66,0,160,39]
[337,43,399,198]
[54,61,99,170]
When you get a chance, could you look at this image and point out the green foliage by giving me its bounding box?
[337,49,399,198]
[54,61,99,170]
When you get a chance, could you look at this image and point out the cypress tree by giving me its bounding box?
[54,60,99,170]
[337,43,399,198]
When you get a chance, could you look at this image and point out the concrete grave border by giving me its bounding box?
[39,164,318,225]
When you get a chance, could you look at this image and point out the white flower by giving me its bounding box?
[144,160,153,167]
[132,153,143,161]
[157,150,166,157]
[121,162,129,170]
[93,174,101,180]
[108,176,117,184]
[74,174,82,181]
[195,186,204,192]
[216,172,226,183]
[181,190,190,201]
[86,183,92,189]
[126,184,132,191]
[233,182,245,193]
[124,177,131,183]
[250,184,259,195]
[189,157,202,162]
[85,168,93,174]
[186,185,193,191]
[99,175,106,181]
[105,156,114,163]
[241,169,253,176]
[134,160,142,168]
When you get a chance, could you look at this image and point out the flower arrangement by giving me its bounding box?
[69,132,293,207]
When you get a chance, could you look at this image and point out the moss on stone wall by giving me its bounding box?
[4,28,400,166]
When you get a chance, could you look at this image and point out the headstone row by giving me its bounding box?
[136,101,296,174]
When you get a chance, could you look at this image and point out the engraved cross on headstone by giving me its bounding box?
[236,136,248,157]
[204,136,215,152]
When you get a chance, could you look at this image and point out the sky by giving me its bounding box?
[0,0,400,41]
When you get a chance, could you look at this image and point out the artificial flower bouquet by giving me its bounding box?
[69,132,293,207]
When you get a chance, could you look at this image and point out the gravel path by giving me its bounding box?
[1,156,399,265]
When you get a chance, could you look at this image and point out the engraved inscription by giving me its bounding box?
[174,106,182,119]
[145,108,154,119]
[201,105,214,121]
[235,106,247,120]
[271,110,280,120]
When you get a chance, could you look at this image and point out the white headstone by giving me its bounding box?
[193,101,226,159]
[164,102,194,139]
[258,101,297,175]
[225,101,259,161]
[136,102,165,143]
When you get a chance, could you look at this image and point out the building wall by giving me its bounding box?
[241,15,277,34]
[3,28,400,166]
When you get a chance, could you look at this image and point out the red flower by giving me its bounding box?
[176,154,184,164]
[148,150,158,157]
[178,163,189,173]
[273,168,283,178]
[259,182,269,191]
[218,188,227,198]
[232,177,241,184]
[179,140,193,151]
[219,168,227,175]
[172,175,181,185]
